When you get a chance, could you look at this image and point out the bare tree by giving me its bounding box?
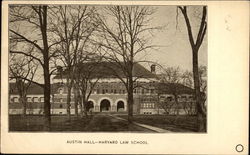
[159,67,184,115]
[158,97,175,115]
[177,6,207,131]
[9,54,38,116]
[74,58,102,117]
[49,5,98,120]
[96,6,158,122]
[9,5,61,130]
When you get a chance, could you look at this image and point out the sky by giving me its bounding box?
[140,6,207,72]
[10,5,207,83]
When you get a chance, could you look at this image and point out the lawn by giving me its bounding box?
[117,114,202,132]
[9,114,154,132]
[84,114,154,132]
[9,115,92,132]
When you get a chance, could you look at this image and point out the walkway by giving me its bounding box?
[84,113,154,132]
[109,114,172,133]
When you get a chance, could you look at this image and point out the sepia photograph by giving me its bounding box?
[8,4,207,133]
[1,1,249,154]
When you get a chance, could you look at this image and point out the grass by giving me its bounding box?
[9,114,154,132]
[118,114,201,132]
[84,114,154,132]
[9,115,92,132]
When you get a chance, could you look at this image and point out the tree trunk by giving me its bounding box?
[79,96,84,117]
[21,95,27,117]
[193,50,206,132]
[39,5,51,131]
[74,87,79,118]
[173,94,179,115]
[43,63,51,131]
[127,75,134,123]
[82,97,88,117]
[66,81,72,120]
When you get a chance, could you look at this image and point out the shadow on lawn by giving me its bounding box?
[9,114,203,132]
[9,115,93,132]
[117,114,203,132]
[8,114,154,132]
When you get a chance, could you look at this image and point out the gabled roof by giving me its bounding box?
[53,62,158,79]
[9,82,63,95]
[157,82,195,94]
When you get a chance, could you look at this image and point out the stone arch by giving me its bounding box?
[115,99,127,112]
[97,97,113,106]
[86,101,94,112]
[117,101,125,112]
[88,99,97,106]
[100,99,111,112]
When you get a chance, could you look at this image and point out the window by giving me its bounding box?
[181,96,187,102]
[10,97,13,103]
[59,88,63,94]
[114,89,117,94]
[59,104,63,108]
[151,89,155,94]
[150,103,155,108]
[33,97,38,102]
[40,97,44,102]
[122,90,125,94]
[97,89,100,94]
[167,96,173,102]
[13,97,19,103]
[27,97,32,102]
[102,89,105,94]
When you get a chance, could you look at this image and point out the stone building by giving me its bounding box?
[9,62,196,115]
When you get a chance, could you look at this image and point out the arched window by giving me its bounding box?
[100,99,111,112]
[117,101,125,112]
[59,88,63,94]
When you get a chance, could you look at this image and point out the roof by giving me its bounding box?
[156,82,195,94]
[9,82,62,95]
[53,62,158,79]
[9,81,195,96]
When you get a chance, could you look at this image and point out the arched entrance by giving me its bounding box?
[117,101,125,112]
[100,99,111,112]
[86,101,94,112]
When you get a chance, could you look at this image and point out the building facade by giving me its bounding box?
[9,63,196,115]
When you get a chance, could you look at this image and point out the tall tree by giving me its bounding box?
[96,6,157,122]
[74,59,102,117]
[178,6,207,131]
[9,5,60,130]
[159,67,185,115]
[9,54,38,116]
[49,5,98,120]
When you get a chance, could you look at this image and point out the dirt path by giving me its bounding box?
[84,113,155,132]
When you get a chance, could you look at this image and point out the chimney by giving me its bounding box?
[150,64,156,74]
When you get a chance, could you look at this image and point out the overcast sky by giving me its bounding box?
[10,5,207,83]
[141,6,207,71]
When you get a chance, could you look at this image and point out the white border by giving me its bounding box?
[1,1,249,154]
